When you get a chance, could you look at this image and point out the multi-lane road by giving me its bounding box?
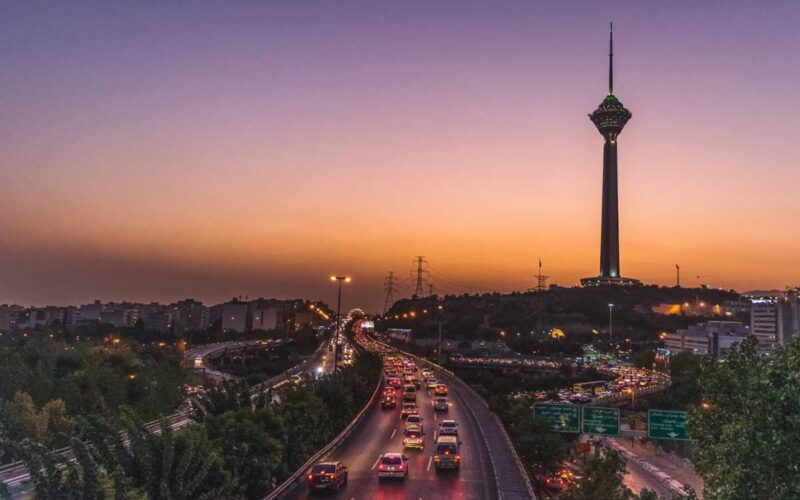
[288,364,497,500]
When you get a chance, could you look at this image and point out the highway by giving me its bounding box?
[287,368,496,500]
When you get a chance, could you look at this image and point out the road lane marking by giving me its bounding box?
[426,456,433,472]
[371,455,382,470]
[434,431,437,440]
[433,413,438,421]
[390,428,397,439]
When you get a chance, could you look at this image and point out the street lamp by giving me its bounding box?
[437,302,444,365]
[608,304,615,345]
[330,275,351,371]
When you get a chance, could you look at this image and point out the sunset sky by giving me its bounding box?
[1,1,798,312]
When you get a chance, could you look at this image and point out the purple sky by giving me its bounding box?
[1,1,799,312]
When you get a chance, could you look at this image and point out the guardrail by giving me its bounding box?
[1,340,328,492]
[605,439,689,497]
[373,338,536,500]
[264,340,382,500]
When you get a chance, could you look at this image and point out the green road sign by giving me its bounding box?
[534,403,580,433]
[648,410,690,440]
[582,406,620,437]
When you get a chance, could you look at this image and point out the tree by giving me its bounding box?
[204,407,287,498]
[561,443,634,500]
[5,392,47,443]
[690,336,800,499]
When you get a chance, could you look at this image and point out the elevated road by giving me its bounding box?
[286,343,533,500]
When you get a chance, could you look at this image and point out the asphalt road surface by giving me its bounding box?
[288,371,496,500]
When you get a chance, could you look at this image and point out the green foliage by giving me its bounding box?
[191,349,381,498]
[505,400,570,474]
[0,338,187,430]
[561,443,634,500]
[690,336,800,500]
[190,379,253,418]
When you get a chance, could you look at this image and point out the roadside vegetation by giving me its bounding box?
[1,349,382,500]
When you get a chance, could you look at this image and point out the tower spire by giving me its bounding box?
[608,22,614,95]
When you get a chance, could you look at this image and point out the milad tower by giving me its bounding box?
[582,24,640,286]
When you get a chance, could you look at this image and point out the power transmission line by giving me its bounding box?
[412,256,430,297]
[383,271,399,314]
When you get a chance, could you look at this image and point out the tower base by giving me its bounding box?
[580,276,641,287]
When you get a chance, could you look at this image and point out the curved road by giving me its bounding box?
[288,368,497,500]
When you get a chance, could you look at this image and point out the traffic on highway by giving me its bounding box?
[292,325,496,499]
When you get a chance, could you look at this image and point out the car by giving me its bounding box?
[433,436,461,470]
[383,387,396,396]
[433,397,449,412]
[434,384,448,396]
[438,420,459,436]
[307,462,348,492]
[405,414,424,433]
[426,378,439,389]
[402,384,416,402]
[402,428,425,449]
[388,378,403,389]
[377,453,409,479]
[400,403,418,418]
[381,393,397,408]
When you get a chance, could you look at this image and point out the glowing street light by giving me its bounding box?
[330,275,351,371]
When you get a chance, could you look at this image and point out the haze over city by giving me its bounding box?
[2,1,799,312]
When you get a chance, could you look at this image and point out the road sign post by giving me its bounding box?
[534,403,580,433]
[582,406,620,437]
[648,410,690,441]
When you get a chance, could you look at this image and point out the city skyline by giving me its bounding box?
[1,2,799,312]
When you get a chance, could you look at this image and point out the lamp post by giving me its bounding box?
[608,303,615,345]
[330,275,351,372]
[437,303,444,365]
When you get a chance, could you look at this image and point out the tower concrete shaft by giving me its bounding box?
[584,23,636,285]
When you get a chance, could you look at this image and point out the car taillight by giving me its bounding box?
[398,464,404,470]
[455,455,461,461]
[307,474,313,481]
[378,464,385,470]
[328,473,336,478]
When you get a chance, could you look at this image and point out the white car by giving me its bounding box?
[438,420,459,436]
[377,453,409,479]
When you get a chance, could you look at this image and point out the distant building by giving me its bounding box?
[652,301,727,317]
[750,292,799,352]
[664,321,749,357]
[78,300,104,322]
[221,302,248,332]
[251,306,279,331]
[0,305,23,331]
[139,303,171,333]
[170,299,209,333]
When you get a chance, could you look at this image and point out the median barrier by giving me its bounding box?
[264,341,383,500]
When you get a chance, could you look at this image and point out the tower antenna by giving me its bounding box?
[536,258,549,292]
[608,22,614,95]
